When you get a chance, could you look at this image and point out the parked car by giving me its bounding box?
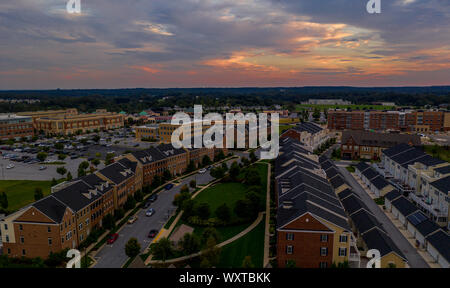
[148,229,158,238]
[39,166,47,171]
[133,143,140,147]
[127,215,138,224]
[6,164,15,169]
[145,208,155,217]
[148,194,158,202]
[198,168,207,174]
[106,233,119,244]
[70,154,79,159]
[165,183,174,190]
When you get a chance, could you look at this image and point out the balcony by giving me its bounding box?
[409,193,447,218]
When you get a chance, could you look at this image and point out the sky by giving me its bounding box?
[0,0,449,89]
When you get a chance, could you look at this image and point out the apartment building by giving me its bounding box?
[17,108,78,128]
[34,111,124,135]
[0,114,34,140]
[340,130,420,160]
[328,110,450,132]
[275,138,357,268]
[135,124,159,141]
[280,122,330,150]
[381,144,450,228]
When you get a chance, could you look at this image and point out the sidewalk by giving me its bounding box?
[263,162,271,268]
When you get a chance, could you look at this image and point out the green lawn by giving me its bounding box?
[0,180,54,211]
[279,124,295,135]
[295,104,395,111]
[424,145,450,162]
[217,219,265,268]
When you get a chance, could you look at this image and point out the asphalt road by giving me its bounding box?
[336,165,429,268]
[92,157,241,268]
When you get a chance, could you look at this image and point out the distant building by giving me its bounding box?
[0,114,34,140]
[302,99,351,105]
[280,122,330,150]
[340,130,421,160]
[328,110,450,132]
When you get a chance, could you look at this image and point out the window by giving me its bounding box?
[320,234,328,242]
[19,224,23,231]
[319,262,328,268]
[339,235,348,243]
[286,245,293,254]
[48,238,52,246]
[5,235,9,243]
[48,226,51,233]
[320,247,328,256]
[22,249,26,256]
[4,224,8,230]
[7,248,11,254]
[286,233,294,241]
[20,236,24,244]
[61,237,64,244]
[339,248,347,257]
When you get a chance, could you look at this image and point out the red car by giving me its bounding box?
[107,233,118,244]
[148,229,158,238]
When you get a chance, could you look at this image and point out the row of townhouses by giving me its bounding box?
[319,156,408,268]
[275,137,408,268]
[379,143,450,228]
[0,144,216,259]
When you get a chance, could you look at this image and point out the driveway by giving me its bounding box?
[337,165,429,268]
[92,157,240,268]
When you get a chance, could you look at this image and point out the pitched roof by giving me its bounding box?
[426,230,450,263]
[362,168,379,180]
[351,209,385,234]
[391,197,418,217]
[293,122,323,135]
[52,180,103,212]
[362,228,406,260]
[355,161,370,173]
[341,194,369,215]
[430,175,450,193]
[98,162,135,185]
[434,165,450,175]
[370,175,391,190]
[330,175,346,189]
[32,196,68,223]
[342,130,420,148]
[338,188,358,201]
[382,143,415,158]
[385,190,401,201]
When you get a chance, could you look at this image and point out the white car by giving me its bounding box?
[6,164,15,169]
[198,168,207,174]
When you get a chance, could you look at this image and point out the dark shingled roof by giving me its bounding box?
[330,175,346,189]
[293,122,323,135]
[415,219,441,237]
[426,230,450,263]
[325,166,339,179]
[434,165,450,175]
[341,194,369,215]
[362,228,406,260]
[430,175,450,193]
[342,131,420,148]
[382,143,415,158]
[385,190,401,201]
[362,168,379,180]
[32,196,68,223]
[370,175,391,190]
[355,162,370,173]
[98,162,135,185]
[391,197,418,217]
[338,188,359,201]
[52,180,102,212]
[351,209,385,234]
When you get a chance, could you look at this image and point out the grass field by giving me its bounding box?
[217,219,265,268]
[295,104,395,111]
[423,145,450,162]
[0,180,53,211]
[279,124,295,135]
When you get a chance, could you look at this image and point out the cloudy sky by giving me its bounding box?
[0,0,449,89]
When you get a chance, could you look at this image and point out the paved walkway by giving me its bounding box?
[338,166,429,268]
[147,212,264,265]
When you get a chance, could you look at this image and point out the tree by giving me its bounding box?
[34,187,44,201]
[91,158,100,167]
[189,179,196,189]
[66,172,73,181]
[58,154,67,161]
[77,167,86,177]
[114,208,125,221]
[186,160,196,172]
[210,167,225,179]
[124,195,136,210]
[150,237,173,262]
[242,256,254,268]
[249,151,257,163]
[151,175,162,189]
[202,155,212,167]
[102,214,115,230]
[313,108,320,121]
[180,184,189,194]
[173,191,191,208]
[79,161,89,171]
[215,203,231,222]
[244,168,261,186]
[163,169,172,181]
[180,233,200,255]
[56,166,67,177]
[241,157,250,166]
[201,227,220,245]
[0,191,8,209]
[134,189,143,203]
[201,236,221,267]
[196,203,211,220]
[54,143,64,150]
[215,150,225,161]
[95,152,102,158]
[125,238,141,258]
[37,152,47,162]
[221,162,228,172]
[105,153,114,165]
[229,161,240,181]
[234,199,252,219]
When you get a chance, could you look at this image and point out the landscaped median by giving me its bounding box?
[143,161,268,268]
